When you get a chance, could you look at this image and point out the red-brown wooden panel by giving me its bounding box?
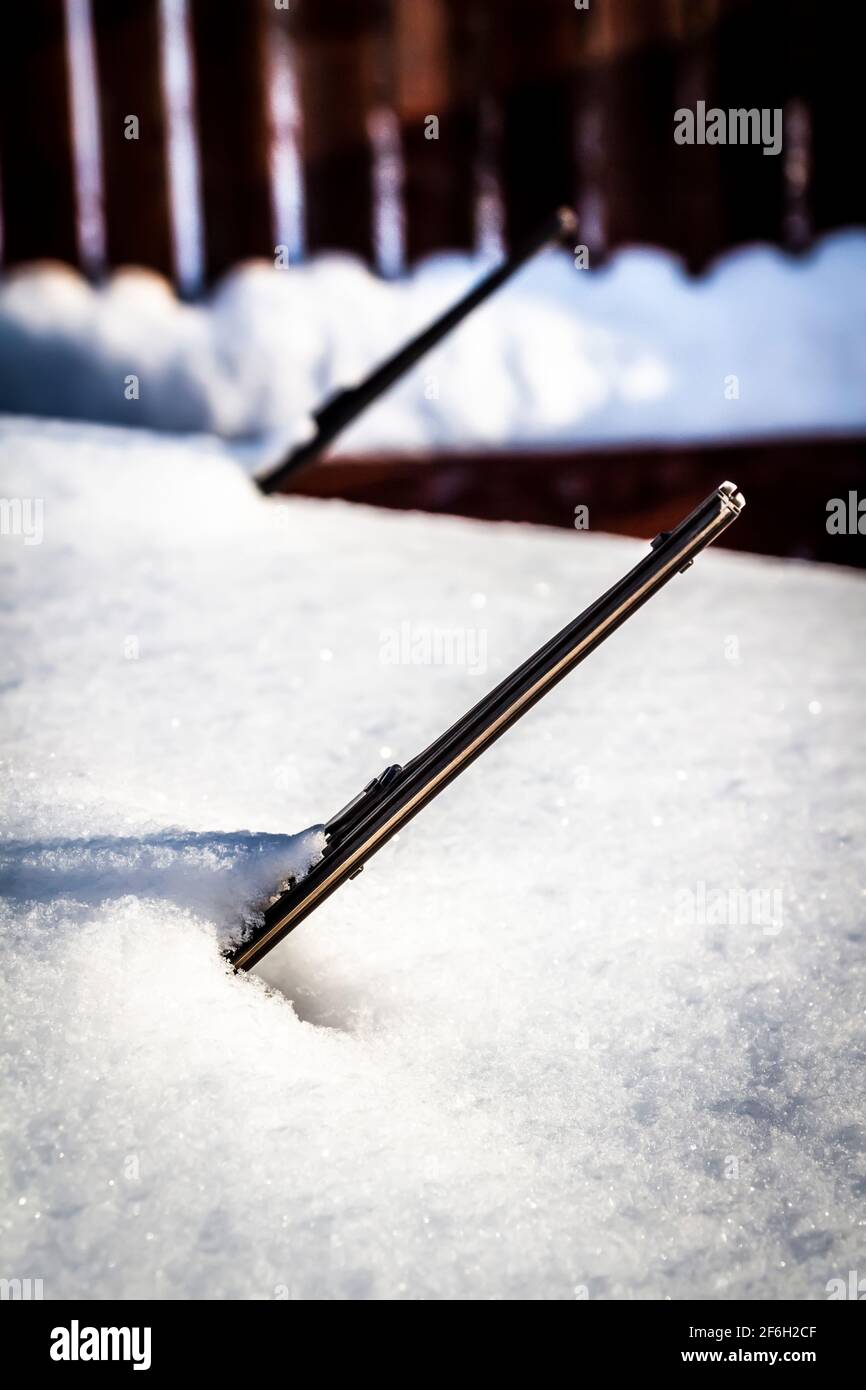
[393,0,483,262]
[92,0,174,277]
[286,438,866,568]
[712,0,788,251]
[578,1,681,261]
[808,8,864,234]
[491,0,581,247]
[291,0,387,261]
[191,0,274,283]
[666,0,728,271]
[0,0,78,268]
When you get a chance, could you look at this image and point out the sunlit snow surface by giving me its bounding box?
[0,233,865,450]
[1,417,864,1300]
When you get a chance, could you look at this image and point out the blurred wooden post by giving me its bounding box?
[493,0,580,247]
[191,0,274,283]
[0,0,78,268]
[392,0,482,263]
[291,0,386,262]
[578,1,680,263]
[808,8,863,234]
[92,0,174,278]
[712,0,787,252]
[666,0,730,271]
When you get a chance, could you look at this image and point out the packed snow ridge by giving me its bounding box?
[0,232,864,452]
[1,417,864,1299]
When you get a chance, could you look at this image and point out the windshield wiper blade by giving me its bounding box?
[228,482,746,972]
[256,207,578,494]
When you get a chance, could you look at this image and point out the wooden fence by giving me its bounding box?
[0,0,862,289]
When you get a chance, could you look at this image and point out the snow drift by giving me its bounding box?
[0,232,864,453]
[0,416,864,1299]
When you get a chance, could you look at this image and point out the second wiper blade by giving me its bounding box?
[229,482,745,972]
[257,208,578,494]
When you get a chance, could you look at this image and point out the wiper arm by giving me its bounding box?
[228,482,746,971]
[256,207,578,494]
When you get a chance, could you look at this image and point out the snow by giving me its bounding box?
[1,415,864,1300]
[0,232,864,455]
